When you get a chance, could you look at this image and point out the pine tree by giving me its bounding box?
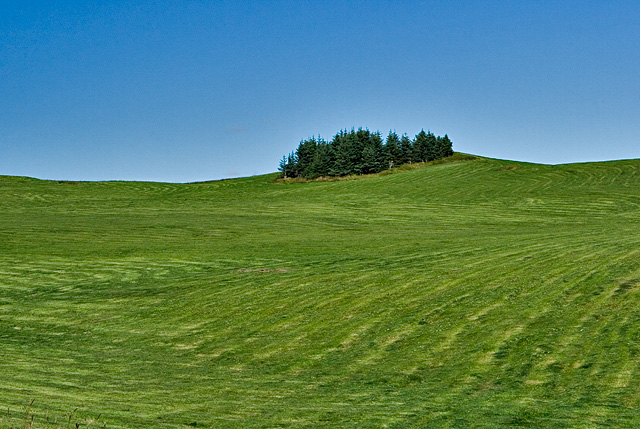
[296,137,318,178]
[413,130,428,162]
[330,131,353,176]
[399,134,413,164]
[349,130,363,174]
[360,132,384,174]
[278,152,298,178]
[278,155,288,178]
[385,131,401,168]
[308,139,334,178]
[439,134,454,158]
[425,131,438,161]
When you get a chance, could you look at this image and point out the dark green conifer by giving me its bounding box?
[413,130,429,162]
[385,131,401,168]
[307,139,334,178]
[296,137,318,178]
[425,131,438,161]
[399,134,413,164]
[330,130,353,176]
[360,132,384,174]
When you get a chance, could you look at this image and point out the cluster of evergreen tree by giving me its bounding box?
[279,128,453,179]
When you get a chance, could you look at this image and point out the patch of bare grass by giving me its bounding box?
[499,164,520,171]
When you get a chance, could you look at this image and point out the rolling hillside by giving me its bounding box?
[1,155,640,427]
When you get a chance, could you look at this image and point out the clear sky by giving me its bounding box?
[2,1,639,182]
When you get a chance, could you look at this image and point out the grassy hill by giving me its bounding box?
[1,155,639,427]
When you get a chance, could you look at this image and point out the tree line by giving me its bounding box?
[279,128,453,179]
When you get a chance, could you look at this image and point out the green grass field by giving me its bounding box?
[1,154,640,427]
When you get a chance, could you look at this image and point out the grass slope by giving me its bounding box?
[1,155,640,427]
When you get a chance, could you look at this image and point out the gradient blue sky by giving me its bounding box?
[2,1,639,182]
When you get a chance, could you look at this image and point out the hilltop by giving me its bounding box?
[1,155,639,427]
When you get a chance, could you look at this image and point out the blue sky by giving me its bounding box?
[1,1,639,182]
